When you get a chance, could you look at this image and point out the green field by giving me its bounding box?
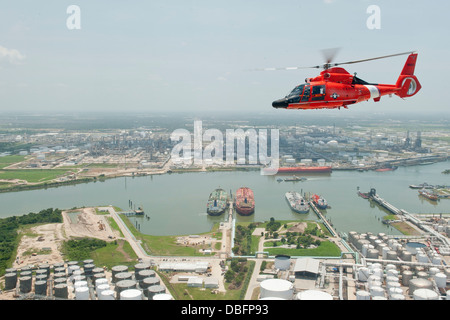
[0,155,26,169]
[0,169,70,182]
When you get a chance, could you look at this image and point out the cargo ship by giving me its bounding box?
[418,189,439,201]
[311,194,328,210]
[235,187,255,216]
[375,165,398,172]
[264,166,332,174]
[206,188,229,216]
[285,191,310,214]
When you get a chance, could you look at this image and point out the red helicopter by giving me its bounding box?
[270,50,421,110]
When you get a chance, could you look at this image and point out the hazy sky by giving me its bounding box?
[1,0,449,116]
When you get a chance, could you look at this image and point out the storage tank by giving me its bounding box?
[74,280,88,289]
[54,283,68,299]
[54,277,67,286]
[75,286,90,300]
[274,255,291,271]
[83,264,95,278]
[357,267,370,282]
[96,283,110,297]
[99,289,115,300]
[356,290,371,300]
[390,294,405,300]
[260,279,294,300]
[115,272,133,282]
[142,277,160,290]
[34,280,48,296]
[4,273,17,290]
[370,286,385,298]
[296,290,333,300]
[386,250,397,260]
[120,289,143,300]
[95,278,108,289]
[115,279,137,294]
[401,251,412,262]
[19,276,32,293]
[137,269,156,282]
[366,249,379,259]
[134,263,150,278]
[147,285,166,299]
[153,293,174,300]
[413,288,439,300]
[112,265,129,282]
[434,272,447,289]
[409,278,433,294]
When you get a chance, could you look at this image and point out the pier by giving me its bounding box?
[309,200,338,237]
[368,188,401,215]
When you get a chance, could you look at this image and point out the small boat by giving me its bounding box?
[409,183,434,189]
[284,176,307,182]
[134,206,144,215]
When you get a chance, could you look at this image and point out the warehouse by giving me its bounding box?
[293,258,320,279]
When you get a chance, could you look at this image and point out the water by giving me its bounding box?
[0,161,448,236]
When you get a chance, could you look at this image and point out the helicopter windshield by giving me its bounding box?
[286,84,305,97]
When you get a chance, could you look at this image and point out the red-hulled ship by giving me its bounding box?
[264,166,332,174]
[235,187,255,216]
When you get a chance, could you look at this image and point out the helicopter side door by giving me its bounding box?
[311,85,326,101]
[301,85,310,102]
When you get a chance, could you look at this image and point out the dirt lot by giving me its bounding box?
[12,207,117,269]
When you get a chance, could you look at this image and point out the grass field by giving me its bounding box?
[0,169,70,182]
[0,155,26,169]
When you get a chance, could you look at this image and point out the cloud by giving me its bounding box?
[0,45,26,64]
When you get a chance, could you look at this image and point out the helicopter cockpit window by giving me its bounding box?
[301,85,310,102]
[286,84,304,104]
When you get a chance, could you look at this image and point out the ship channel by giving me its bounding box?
[0,161,448,237]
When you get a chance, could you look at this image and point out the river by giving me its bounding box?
[0,161,448,236]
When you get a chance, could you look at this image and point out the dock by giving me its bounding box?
[368,189,401,215]
[309,200,338,237]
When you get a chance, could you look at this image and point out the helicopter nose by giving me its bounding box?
[272,98,288,109]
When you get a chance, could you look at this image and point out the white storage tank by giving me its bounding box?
[296,290,333,300]
[413,289,439,300]
[274,255,291,271]
[356,290,371,300]
[153,293,174,300]
[99,289,115,300]
[409,278,433,293]
[96,283,110,297]
[390,294,405,300]
[75,286,89,300]
[260,279,294,300]
[120,289,143,300]
[357,267,370,282]
[370,286,385,298]
[434,272,447,289]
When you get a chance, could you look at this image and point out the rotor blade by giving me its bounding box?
[248,65,320,71]
[332,51,416,67]
[321,47,341,64]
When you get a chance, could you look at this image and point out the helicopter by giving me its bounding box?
[270,50,421,110]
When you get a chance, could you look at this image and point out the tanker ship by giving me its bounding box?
[206,188,229,216]
[235,187,255,216]
[264,166,332,174]
[285,191,310,214]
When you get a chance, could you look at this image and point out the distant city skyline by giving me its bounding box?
[1,1,449,116]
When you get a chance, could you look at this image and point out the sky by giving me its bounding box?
[0,0,449,116]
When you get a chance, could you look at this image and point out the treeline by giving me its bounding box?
[0,208,62,275]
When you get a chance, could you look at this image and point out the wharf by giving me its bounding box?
[309,200,338,237]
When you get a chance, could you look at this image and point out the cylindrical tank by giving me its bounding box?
[401,251,412,261]
[92,267,104,275]
[54,283,68,299]
[357,267,370,282]
[386,250,397,260]
[417,271,428,279]
[356,290,371,300]
[120,289,143,300]
[390,294,405,300]
[115,279,137,294]
[83,259,94,265]
[74,280,88,289]
[97,283,110,297]
[84,264,95,278]
[402,270,414,286]
[274,255,291,271]
[413,288,439,300]
[75,286,90,300]
[142,277,160,290]
[54,277,67,286]
[54,267,66,275]
[417,253,429,263]
[388,287,403,297]
[95,278,108,288]
[296,290,333,300]
[115,272,133,282]
[259,279,294,300]
[409,278,433,294]
[99,289,115,300]
[386,269,399,278]
[370,286,385,298]
[68,264,80,276]
[153,293,174,300]
[137,269,156,282]
[147,285,166,299]
[434,272,447,289]
[432,255,442,266]
[38,264,50,276]
[134,263,151,278]
[366,249,379,259]
[4,273,17,290]
[34,280,48,296]
[112,265,129,281]
[20,270,32,278]
[19,276,32,293]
